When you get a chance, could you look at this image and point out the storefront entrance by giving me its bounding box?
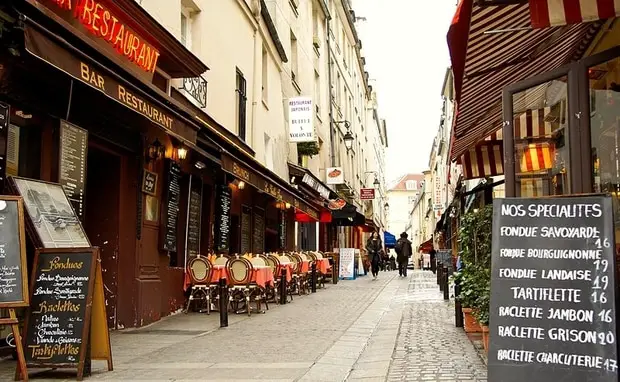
[84,143,121,329]
[503,45,620,267]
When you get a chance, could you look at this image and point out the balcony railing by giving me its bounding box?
[179,75,208,109]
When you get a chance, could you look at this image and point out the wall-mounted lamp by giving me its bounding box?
[373,177,380,187]
[146,138,165,163]
[384,202,389,210]
[237,181,245,190]
[176,145,188,161]
[335,121,354,152]
[195,161,206,170]
[285,202,291,209]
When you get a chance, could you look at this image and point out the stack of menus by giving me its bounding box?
[489,196,618,382]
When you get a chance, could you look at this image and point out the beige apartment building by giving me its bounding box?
[136,0,386,251]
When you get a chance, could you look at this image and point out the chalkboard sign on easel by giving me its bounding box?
[20,247,113,381]
[0,196,29,381]
[489,195,619,382]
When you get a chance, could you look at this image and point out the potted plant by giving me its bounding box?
[457,265,483,333]
[456,205,493,334]
[474,276,490,351]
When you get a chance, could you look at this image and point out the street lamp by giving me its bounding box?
[343,130,354,151]
[373,177,380,187]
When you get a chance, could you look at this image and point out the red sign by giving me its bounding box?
[46,0,161,73]
[360,188,375,200]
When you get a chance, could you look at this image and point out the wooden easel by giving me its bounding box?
[17,248,113,381]
[3,309,27,381]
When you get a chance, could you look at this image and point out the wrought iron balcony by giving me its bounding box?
[180,75,208,109]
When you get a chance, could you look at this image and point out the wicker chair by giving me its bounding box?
[262,254,280,303]
[226,257,266,315]
[213,254,230,266]
[184,257,213,314]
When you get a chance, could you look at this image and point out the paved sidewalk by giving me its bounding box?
[0,270,487,381]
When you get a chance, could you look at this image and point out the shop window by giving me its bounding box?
[512,76,569,197]
[235,68,247,141]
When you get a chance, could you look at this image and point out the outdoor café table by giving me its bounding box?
[316,258,330,274]
[252,265,274,288]
[278,261,294,282]
[211,265,274,288]
[300,260,310,273]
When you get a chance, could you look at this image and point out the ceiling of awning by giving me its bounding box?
[448,0,602,160]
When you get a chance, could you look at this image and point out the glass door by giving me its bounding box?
[502,64,580,197]
[580,46,620,261]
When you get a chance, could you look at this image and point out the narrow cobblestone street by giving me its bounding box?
[0,271,487,381]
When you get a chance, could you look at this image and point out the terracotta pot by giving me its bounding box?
[481,325,489,352]
[463,307,482,333]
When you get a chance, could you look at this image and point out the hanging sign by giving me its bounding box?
[360,188,375,200]
[288,96,315,143]
[489,195,618,382]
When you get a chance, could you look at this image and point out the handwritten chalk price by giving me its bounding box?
[592,291,608,304]
[604,359,618,372]
[595,238,611,249]
[593,275,610,290]
[594,259,609,272]
[599,309,614,323]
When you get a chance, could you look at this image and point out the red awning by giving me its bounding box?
[447,0,601,162]
[418,238,433,253]
[529,0,620,28]
[295,209,331,223]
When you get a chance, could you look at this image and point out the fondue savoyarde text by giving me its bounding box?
[492,199,618,375]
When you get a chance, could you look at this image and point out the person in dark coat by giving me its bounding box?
[366,231,383,280]
[395,232,413,277]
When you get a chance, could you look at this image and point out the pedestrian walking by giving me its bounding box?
[394,232,413,277]
[366,231,383,280]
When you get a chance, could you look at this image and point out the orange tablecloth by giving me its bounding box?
[316,259,330,274]
[210,265,274,288]
[300,261,310,273]
[278,263,294,282]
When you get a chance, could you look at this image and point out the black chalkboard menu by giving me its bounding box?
[58,121,88,222]
[161,159,181,252]
[0,197,28,306]
[240,206,251,254]
[489,196,618,382]
[279,210,286,250]
[186,177,202,260]
[253,209,265,254]
[24,249,96,368]
[214,185,231,253]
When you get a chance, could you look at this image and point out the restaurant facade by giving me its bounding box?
[448,0,620,271]
[0,0,321,329]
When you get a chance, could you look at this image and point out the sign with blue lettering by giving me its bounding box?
[489,195,618,381]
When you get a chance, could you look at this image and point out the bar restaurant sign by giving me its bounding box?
[43,0,160,74]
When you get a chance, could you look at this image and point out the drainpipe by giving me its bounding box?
[326,14,336,167]
[250,17,261,150]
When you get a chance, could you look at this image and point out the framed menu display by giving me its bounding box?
[252,208,265,254]
[0,196,28,307]
[58,121,88,222]
[185,175,202,264]
[8,176,90,248]
[214,185,231,253]
[161,160,181,252]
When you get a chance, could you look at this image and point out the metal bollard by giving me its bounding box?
[443,266,449,300]
[279,268,287,305]
[219,278,228,327]
[437,265,443,290]
[311,262,317,293]
[454,277,464,328]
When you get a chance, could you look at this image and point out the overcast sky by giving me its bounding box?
[353,0,457,184]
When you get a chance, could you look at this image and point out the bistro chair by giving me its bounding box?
[213,254,230,266]
[184,256,214,314]
[226,257,266,315]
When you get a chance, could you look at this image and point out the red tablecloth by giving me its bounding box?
[300,261,310,273]
[316,259,331,274]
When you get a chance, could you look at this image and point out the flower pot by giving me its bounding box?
[481,325,489,352]
[463,307,482,333]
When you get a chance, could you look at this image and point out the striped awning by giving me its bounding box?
[448,0,601,163]
[460,107,553,179]
[529,0,620,28]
